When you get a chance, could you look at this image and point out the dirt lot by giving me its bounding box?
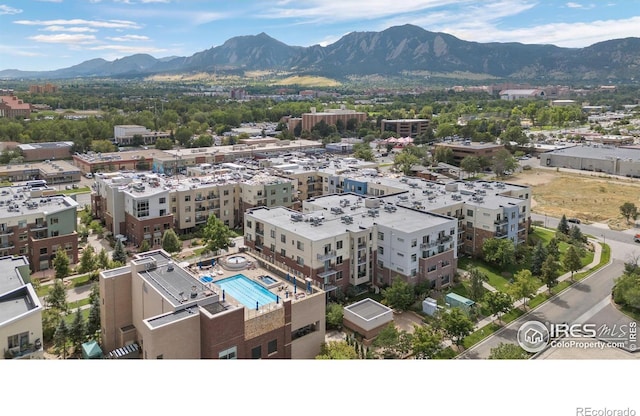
[507,168,640,230]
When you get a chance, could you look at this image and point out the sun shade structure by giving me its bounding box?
[81,340,103,359]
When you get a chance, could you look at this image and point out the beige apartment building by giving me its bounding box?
[0,255,43,360]
[100,249,325,359]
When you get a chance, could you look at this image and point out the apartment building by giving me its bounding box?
[0,185,78,272]
[92,170,296,243]
[244,192,458,293]
[99,249,325,359]
[0,255,43,360]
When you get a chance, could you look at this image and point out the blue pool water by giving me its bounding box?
[200,276,213,283]
[260,275,278,285]
[216,274,278,309]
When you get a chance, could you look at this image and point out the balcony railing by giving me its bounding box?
[494,217,508,224]
[32,222,47,230]
[255,228,264,236]
[0,227,14,236]
[317,250,337,261]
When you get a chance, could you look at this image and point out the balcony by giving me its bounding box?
[317,250,337,261]
[0,242,15,249]
[495,231,508,238]
[437,235,452,244]
[494,217,508,225]
[0,227,14,237]
[357,256,367,265]
[4,341,42,359]
[206,194,219,200]
[255,228,264,236]
[32,222,47,231]
[194,197,204,202]
[195,207,206,212]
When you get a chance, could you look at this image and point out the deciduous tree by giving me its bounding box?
[382,277,415,310]
[441,308,474,347]
[161,229,182,254]
[489,342,530,359]
[620,202,638,224]
[563,245,582,282]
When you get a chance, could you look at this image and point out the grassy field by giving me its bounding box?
[510,168,640,230]
[272,75,341,87]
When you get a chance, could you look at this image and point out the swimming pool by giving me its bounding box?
[200,276,213,283]
[259,275,278,285]
[215,274,278,309]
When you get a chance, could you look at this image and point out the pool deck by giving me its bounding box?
[188,254,313,314]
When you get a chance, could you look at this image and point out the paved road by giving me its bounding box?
[459,259,629,359]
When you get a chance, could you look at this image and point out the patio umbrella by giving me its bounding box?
[198,261,202,270]
[256,301,259,311]
[222,290,225,301]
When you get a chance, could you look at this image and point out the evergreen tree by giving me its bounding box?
[87,296,101,338]
[531,241,547,276]
[54,319,69,359]
[97,248,109,270]
[161,229,182,254]
[112,239,127,264]
[547,237,560,260]
[69,308,85,352]
[558,214,570,235]
[139,239,151,253]
[468,267,488,301]
[52,246,70,279]
[45,279,68,313]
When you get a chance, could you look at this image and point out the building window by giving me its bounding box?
[378,246,384,255]
[159,197,166,204]
[411,239,417,247]
[50,231,59,237]
[136,200,149,218]
[280,249,286,257]
[296,256,304,266]
[159,209,166,216]
[467,209,474,217]
[268,339,277,355]
[336,271,343,280]
[251,345,262,359]
[336,256,343,265]
[428,264,437,272]
[411,253,417,262]
[296,241,304,250]
[281,234,286,243]
[336,240,343,250]
[7,332,28,349]
[184,195,191,202]
[219,346,237,359]
[50,217,59,225]
[378,232,384,241]
[223,190,229,196]
[39,247,47,255]
[246,221,252,229]
[19,220,26,229]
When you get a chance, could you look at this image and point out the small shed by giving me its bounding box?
[445,292,475,314]
[343,298,393,344]
[81,340,103,359]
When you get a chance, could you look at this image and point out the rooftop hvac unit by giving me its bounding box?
[291,213,303,222]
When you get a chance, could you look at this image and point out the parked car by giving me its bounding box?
[567,218,581,224]
[634,234,640,243]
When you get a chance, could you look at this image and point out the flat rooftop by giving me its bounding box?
[0,256,28,295]
[546,144,640,161]
[345,298,392,321]
[0,188,78,218]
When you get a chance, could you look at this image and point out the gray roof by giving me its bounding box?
[545,144,640,161]
[345,298,392,320]
[0,187,78,219]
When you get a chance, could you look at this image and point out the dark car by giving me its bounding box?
[567,218,581,224]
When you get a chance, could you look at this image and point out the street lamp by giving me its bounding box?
[601,233,606,246]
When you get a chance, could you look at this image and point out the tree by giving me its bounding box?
[484,291,513,323]
[316,341,358,359]
[393,150,419,175]
[489,343,530,359]
[372,323,412,358]
[482,238,515,267]
[155,137,174,150]
[78,244,97,274]
[52,246,71,279]
[326,303,344,330]
[382,277,415,310]
[86,285,101,338]
[434,146,454,164]
[69,308,85,352]
[353,143,374,161]
[531,241,547,276]
[112,239,127,264]
[441,308,474,347]
[491,148,518,178]
[558,214,570,235]
[203,215,234,254]
[97,248,110,269]
[613,269,640,311]
[45,279,68,314]
[546,237,560,260]
[467,267,488,301]
[460,156,481,178]
[510,269,537,310]
[563,245,582,282]
[53,318,69,359]
[161,229,182,254]
[91,139,116,153]
[620,202,638,224]
[139,239,151,253]
[541,254,559,293]
[411,325,443,359]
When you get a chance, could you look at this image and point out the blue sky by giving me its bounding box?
[1,0,639,71]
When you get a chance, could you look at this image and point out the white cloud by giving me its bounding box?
[87,44,167,54]
[15,19,142,29]
[28,34,98,44]
[107,34,150,41]
[41,26,98,33]
[566,2,582,7]
[0,45,43,57]
[0,5,22,15]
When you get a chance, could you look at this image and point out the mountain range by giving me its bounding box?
[2,24,639,83]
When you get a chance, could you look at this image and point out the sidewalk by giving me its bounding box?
[470,237,603,330]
